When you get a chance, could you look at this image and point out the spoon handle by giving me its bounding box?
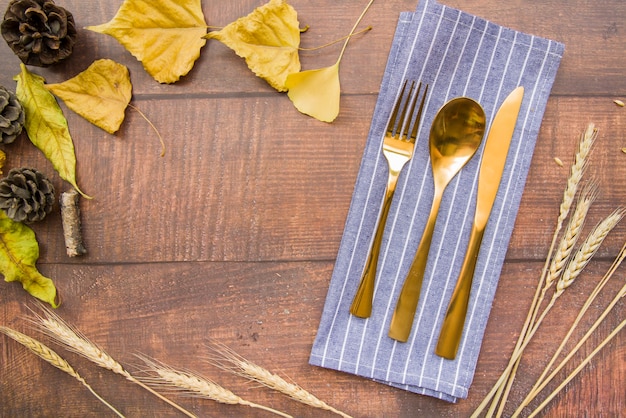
[435,224,485,359]
[389,191,442,342]
[350,172,399,318]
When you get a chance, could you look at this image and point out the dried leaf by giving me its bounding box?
[46,59,132,134]
[14,64,90,199]
[0,211,59,307]
[205,0,301,92]
[86,0,207,84]
[285,0,374,122]
[285,63,340,122]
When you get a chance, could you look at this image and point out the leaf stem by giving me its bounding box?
[299,27,372,52]
[336,0,375,64]
[128,104,166,157]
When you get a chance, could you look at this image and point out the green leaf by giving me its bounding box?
[0,211,59,307]
[14,64,91,199]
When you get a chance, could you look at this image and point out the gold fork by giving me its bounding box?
[350,80,428,318]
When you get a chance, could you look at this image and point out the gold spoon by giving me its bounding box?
[389,97,486,342]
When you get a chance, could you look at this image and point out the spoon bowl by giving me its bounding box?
[430,98,487,185]
[389,97,486,342]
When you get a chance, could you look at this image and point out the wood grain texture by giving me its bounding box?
[0,0,624,416]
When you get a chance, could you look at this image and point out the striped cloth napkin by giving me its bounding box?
[309,0,564,402]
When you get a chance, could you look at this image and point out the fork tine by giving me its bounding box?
[387,80,412,136]
[399,82,421,140]
[408,83,428,142]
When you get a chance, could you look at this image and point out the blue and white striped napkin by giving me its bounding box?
[310,0,564,402]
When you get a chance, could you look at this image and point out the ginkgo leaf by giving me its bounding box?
[0,211,59,307]
[285,63,340,123]
[46,59,132,134]
[86,0,207,84]
[14,64,90,199]
[284,0,374,122]
[205,0,301,92]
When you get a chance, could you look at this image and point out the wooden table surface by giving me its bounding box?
[1,0,624,416]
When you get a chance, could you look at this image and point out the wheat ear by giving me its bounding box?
[135,354,292,418]
[27,305,196,418]
[207,342,353,418]
[545,183,597,291]
[555,208,625,297]
[0,326,124,418]
[474,124,598,418]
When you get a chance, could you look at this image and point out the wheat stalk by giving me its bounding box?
[528,318,626,418]
[135,354,292,418]
[27,305,196,418]
[513,246,626,416]
[485,207,623,418]
[474,123,598,418]
[0,325,124,417]
[207,342,353,418]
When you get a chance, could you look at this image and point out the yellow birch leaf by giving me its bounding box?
[0,211,59,307]
[86,0,207,84]
[46,59,132,134]
[205,0,301,92]
[14,64,90,199]
[285,63,340,122]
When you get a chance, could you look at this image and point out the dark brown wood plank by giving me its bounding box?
[0,0,624,96]
[1,260,623,416]
[0,0,625,416]
[0,96,622,263]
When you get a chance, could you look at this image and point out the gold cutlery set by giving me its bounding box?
[351,81,525,360]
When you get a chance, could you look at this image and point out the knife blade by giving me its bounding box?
[435,86,524,360]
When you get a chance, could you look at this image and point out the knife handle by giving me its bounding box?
[436,225,485,359]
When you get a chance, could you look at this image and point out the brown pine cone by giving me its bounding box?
[1,0,77,67]
[0,167,55,223]
[0,85,25,144]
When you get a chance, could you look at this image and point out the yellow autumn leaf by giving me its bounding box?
[286,64,340,123]
[0,211,59,307]
[285,0,374,122]
[86,0,207,84]
[205,0,301,92]
[14,64,90,199]
[46,59,132,134]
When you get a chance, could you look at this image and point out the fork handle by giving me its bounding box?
[350,174,399,318]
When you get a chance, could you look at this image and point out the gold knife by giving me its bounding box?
[435,86,524,360]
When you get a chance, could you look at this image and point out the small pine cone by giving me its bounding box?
[0,85,25,144]
[1,0,77,67]
[0,167,55,223]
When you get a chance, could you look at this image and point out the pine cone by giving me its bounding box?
[0,85,25,144]
[1,0,77,67]
[0,167,55,223]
